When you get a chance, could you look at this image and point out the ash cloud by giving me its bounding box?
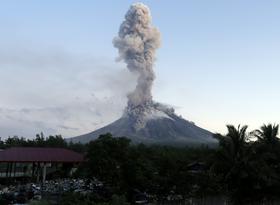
[0,94,128,139]
[113,3,160,108]
[0,47,136,138]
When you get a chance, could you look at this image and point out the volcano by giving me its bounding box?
[69,102,216,145]
[69,3,216,145]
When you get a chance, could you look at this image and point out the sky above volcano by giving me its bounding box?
[1,0,280,138]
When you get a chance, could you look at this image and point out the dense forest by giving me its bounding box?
[1,124,280,204]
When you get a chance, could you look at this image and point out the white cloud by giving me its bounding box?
[0,47,136,138]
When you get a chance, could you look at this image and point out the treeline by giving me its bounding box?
[2,124,280,204]
[0,133,64,148]
[78,134,217,204]
[77,124,280,204]
[0,133,85,153]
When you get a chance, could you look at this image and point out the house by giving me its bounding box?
[0,147,84,182]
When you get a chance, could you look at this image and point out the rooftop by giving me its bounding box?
[0,147,84,163]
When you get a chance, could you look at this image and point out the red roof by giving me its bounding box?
[0,147,84,163]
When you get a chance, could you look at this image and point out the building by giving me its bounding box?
[0,147,84,182]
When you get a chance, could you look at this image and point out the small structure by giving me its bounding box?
[0,147,84,183]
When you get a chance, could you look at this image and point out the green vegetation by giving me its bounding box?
[0,132,85,153]
[58,193,129,205]
[29,200,50,205]
[212,124,280,204]
[79,124,280,204]
[1,123,280,204]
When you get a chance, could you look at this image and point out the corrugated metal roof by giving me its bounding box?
[0,147,84,163]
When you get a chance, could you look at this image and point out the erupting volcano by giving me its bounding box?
[70,3,216,145]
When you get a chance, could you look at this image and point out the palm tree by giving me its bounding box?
[251,123,280,175]
[212,125,252,203]
[212,125,249,185]
[213,124,280,204]
[250,124,280,201]
[252,124,279,144]
[214,125,248,161]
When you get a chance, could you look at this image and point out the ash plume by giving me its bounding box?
[69,3,215,145]
[113,2,160,108]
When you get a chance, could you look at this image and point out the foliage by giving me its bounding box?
[2,123,280,204]
[252,124,279,144]
[85,133,131,193]
[0,133,67,149]
[82,134,217,202]
[110,195,129,205]
[29,200,50,205]
[212,124,280,204]
[59,193,128,205]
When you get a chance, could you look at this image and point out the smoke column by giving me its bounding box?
[113,3,160,108]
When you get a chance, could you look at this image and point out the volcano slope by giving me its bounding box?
[69,102,216,146]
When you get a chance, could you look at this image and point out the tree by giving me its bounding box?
[35,132,45,147]
[85,133,131,193]
[251,124,280,198]
[212,125,259,204]
[213,125,248,165]
[45,135,67,148]
[252,124,279,145]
